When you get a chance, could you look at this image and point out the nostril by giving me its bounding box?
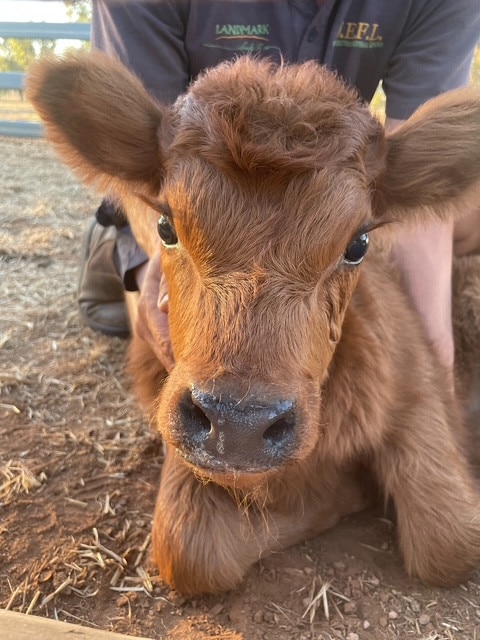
[178,397,212,445]
[263,410,296,450]
[175,387,298,468]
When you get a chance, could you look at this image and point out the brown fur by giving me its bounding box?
[27,53,480,595]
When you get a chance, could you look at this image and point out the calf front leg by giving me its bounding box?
[152,445,369,595]
[374,398,480,586]
[152,445,265,594]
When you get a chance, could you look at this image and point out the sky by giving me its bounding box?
[1,1,70,22]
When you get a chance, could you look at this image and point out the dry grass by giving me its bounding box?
[0,459,46,504]
[2,133,480,640]
[0,91,39,123]
[0,136,167,630]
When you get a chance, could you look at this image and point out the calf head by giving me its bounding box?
[27,53,480,487]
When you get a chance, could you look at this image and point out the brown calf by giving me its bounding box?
[27,53,480,595]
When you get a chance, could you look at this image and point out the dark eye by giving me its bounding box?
[157,215,178,247]
[343,232,369,265]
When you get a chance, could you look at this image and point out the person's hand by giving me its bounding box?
[454,206,480,257]
[135,253,175,372]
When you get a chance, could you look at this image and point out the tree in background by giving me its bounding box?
[65,0,92,24]
[63,0,92,54]
[0,38,55,73]
[0,0,91,73]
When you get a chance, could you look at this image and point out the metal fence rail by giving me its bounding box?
[0,22,91,137]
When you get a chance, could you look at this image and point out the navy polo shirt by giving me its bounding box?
[93,0,480,119]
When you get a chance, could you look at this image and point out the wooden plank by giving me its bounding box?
[0,121,43,138]
[0,71,24,90]
[0,22,91,40]
[0,610,153,640]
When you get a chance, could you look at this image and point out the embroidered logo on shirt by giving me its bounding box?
[334,22,384,49]
[204,24,280,54]
[216,24,269,38]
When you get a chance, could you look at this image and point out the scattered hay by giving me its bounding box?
[302,575,352,623]
[0,459,46,504]
[2,136,480,639]
[2,507,162,616]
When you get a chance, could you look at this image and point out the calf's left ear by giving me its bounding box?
[26,51,167,193]
[374,88,480,222]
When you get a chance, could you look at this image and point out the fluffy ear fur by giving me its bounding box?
[25,51,167,194]
[374,87,480,223]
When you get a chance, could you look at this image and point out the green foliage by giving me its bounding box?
[64,0,92,24]
[0,1,91,72]
[61,1,92,53]
[0,38,55,72]
[470,44,480,87]
[370,83,386,120]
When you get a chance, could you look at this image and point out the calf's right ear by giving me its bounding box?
[374,87,480,223]
[26,52,167,193]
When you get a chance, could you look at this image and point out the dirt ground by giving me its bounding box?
[1,136,480,640]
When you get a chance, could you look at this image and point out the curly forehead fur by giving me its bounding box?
[169,57,385,180]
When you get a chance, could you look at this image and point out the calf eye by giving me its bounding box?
[343,232,369,265]
[157,215,178,247]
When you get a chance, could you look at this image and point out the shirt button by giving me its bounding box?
[307,27,318,43]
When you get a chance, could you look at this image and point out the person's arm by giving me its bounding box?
[380,0,479,369]
[385,116,455,369]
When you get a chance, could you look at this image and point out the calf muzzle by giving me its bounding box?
[171,385,298,473]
